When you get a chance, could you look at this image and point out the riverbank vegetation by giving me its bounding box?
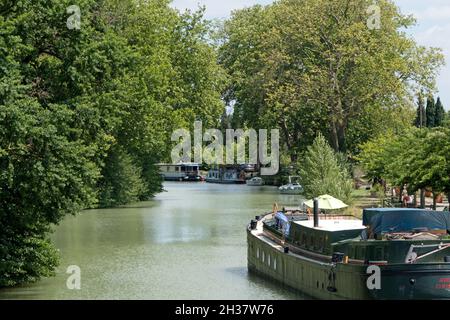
[0,0,447,287]
[359,127,450,209]
[0,0,225,287]
[298,134,353,203]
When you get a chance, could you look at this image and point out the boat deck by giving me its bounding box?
[293,219,365,232]
[250,214,334,266]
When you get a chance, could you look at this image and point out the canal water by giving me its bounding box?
[0,182,308,300]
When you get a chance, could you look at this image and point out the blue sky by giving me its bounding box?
[171,0,450,109]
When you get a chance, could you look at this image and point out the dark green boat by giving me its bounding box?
[247,207,450,300]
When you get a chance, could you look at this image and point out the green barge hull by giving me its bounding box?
[247,211,450,300]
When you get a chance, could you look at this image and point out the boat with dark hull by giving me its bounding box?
[247,207,450,300]
[206,165,247,184]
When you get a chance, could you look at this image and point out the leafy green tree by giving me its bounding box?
[298,134,353,203]
[445,111,450,127]
[356,131,399,182]
[220,0,444,157]
[0,0,226,286]
[426,96,436,127]
[415,93,426,128]
[435,97,445,127]
[98,146,145,208]
[0,101,101,286]
[359,128,450,209]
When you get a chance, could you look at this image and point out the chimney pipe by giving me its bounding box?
[314,198,320,228]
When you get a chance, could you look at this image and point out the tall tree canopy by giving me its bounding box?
[0,0,225,286]
[426,96,436,128]
[298,134,353,203]
[219,0,444,158]
[415,93,426,128]
[435,97,446,127]
[359,127,450,209]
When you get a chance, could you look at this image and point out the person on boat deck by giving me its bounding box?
[407,195,414,207]
[402,186,409,208]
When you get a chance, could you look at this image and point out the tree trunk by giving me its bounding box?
[420,189,426,209]
[330,119,347,153]
[447,193,450,208]
[337,122,346,153]
[330,122,340,152]
[433,192,437,211]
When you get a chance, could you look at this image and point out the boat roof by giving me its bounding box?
[363,208,450,234]
[294,219,365,232]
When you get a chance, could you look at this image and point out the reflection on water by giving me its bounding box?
[0,182,308,300]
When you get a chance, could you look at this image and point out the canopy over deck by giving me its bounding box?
[363,208,450,234]
[304,195,348,210]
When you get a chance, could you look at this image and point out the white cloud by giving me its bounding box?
[412,6,450,21]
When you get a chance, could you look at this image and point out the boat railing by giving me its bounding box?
[405,243,450,264]
[304,214,358,221]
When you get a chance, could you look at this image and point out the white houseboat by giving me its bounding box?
[158,163,203,182]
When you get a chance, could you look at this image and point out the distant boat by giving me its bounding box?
[247,177,264,186]
[206,165,246,184]
[279,176,303,194]
[158,163,203,182]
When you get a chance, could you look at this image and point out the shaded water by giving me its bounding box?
[0,182,307,300]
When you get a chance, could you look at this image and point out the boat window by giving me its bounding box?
[268,255,271,267]
[274,259,277,271]
[262,251,265,262]
[256,248,260,259]
[302,234,307,247]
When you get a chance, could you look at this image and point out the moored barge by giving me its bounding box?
[247,206,450,300]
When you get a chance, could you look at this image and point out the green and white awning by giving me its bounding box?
[304,195,348,210]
